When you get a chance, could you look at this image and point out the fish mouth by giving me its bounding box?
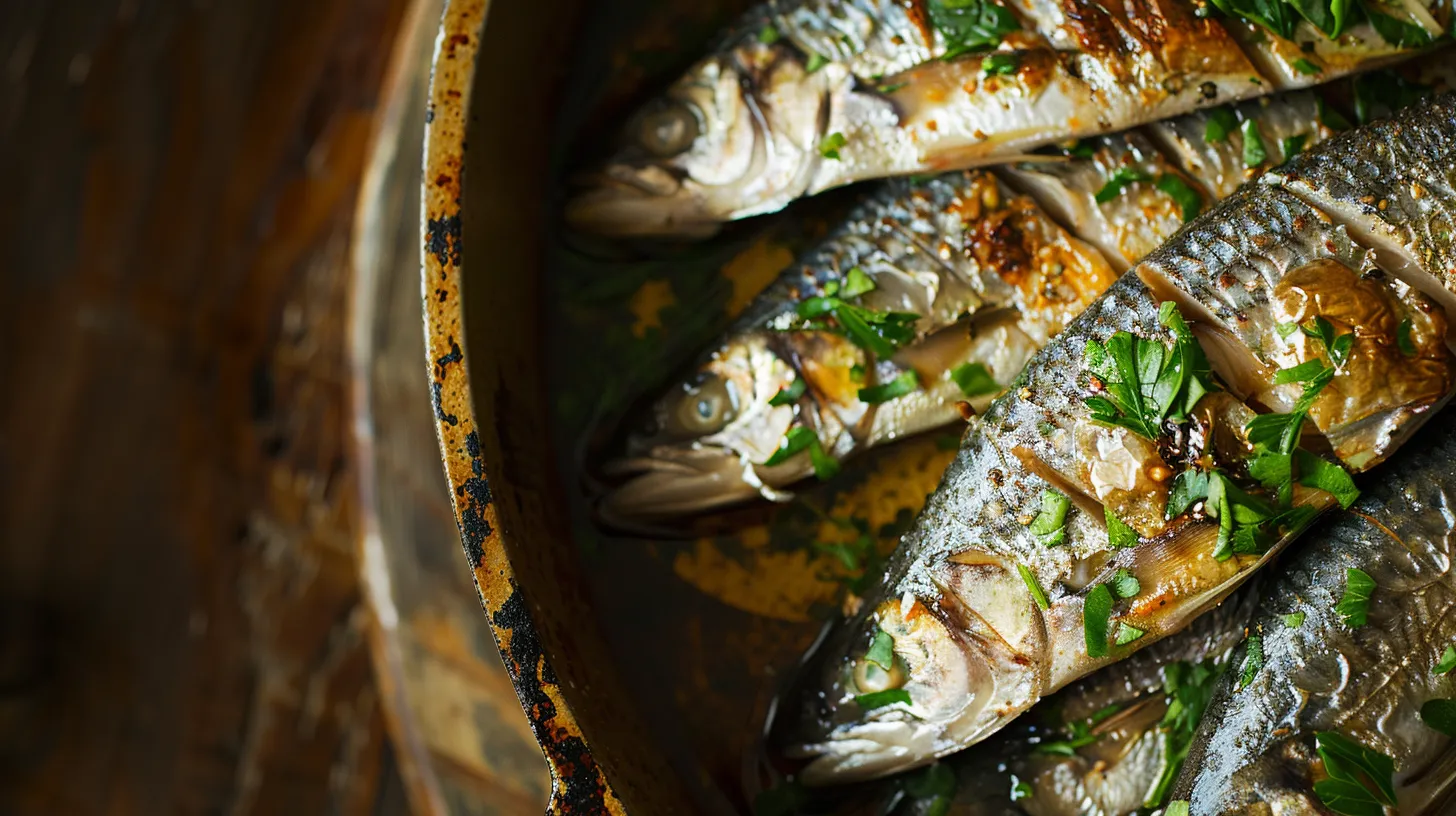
[596,449,766,526]
[564,170,720,238]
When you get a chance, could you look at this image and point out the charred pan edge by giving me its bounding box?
[421,1,621,813]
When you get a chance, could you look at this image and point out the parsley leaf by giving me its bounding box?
[1239,633,1264,688]
[1241,119,1268,167]
[805,52,830,73]
[1084,584,1114,658]
[1296,449,1360,509]
[1336,568,1375,627]
[1114,622,1146,645]
[858,370,919,404]
[1110,568,1141,598]
[1010,777,1033,801]
[928,0,1021,60]
[1106,509,1140,548]
[1095,166,1153,203]
[1436,645,1456,675]
[903,763,956,814]
[1148,660,1225,806]
[865,627,896,671]
[841,266,876,298]
[1204,106,1239,143]
[1313,731,1396,811]
[796,294,920,358]
[1282,133,1309,161]
[1029,489,1072,546]
[819,131,847,160]
[1166,802,1191,816]
[1156,174,1204,221]
[1420,699,1456,736]
[1293,57,1322,75]
[1206,471,1276,560]
[1167,468,1210,518]
[1283,611,1306,627]
[758,24,781,44]
[951,361,1000,397]
[1301,316,1353,368]
[1084,303,1214,440]
[768,377,806,406]
[763,426,840,479]
[1018,563,1051,610]
[856,688,912,710]
[1365,4,1435,48]
[981,52,1019,76]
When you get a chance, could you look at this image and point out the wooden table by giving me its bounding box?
[0,1,545,812]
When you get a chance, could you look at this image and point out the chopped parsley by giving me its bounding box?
[1106,509,1141,548]
[841,266,876,298]
[1018,563,1051,610]
[877,81,908,94]
[1436,645,1456,675]
[1365,6,1435,48]
[1204,469,1277,560]
[805,52,830,73]
[1010,776,1033,801]
[1238,633,1264,689]
[1336,567,1375,627]
[1204,106,1239,143]
[763,426,840,479]
[1209,0,1299,39]
[1084,583,1114,658]
[951,361,1000,397]
[1167,469,1210,519]
[1034,709,1109,755]
[1095,166,1152,203]
[858,370,919,403]
[814,516,882,595]
[768,377,806,406]
[855,688,912,710]
[1147,659,1225,806]
[929,0,1021,60]
[1397,317,1416,357]
[1166,802,1191,816]
[1281,133,1309,161]
[865,627,896,671]
[1313,731,1397,814]
[796,292,920,359]
[1064,138,1098,158]
[1420,698,1456,736]
[1110,568,1141,598]
[1155,174,1204,221]
[1293,57,1322,75]
[1114,622,1147,645]
[758,24,781,44]
[819,131,847,160]
[1283,611,1306,627]
[981,52,1019,77]
[1241,119,1268,167]
[1028,489,1072,546]
[1083,302,1215,440]
[1302,315,1353,367]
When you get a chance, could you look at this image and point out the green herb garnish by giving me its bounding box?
[1239,633,1264,688]
[1010,777,1033,801]
[865,627,896,671]
[1241,119,1268,167]
[841,266,876,298]
[1210,0,1298,39]
[1205,470,1276,560]
[856,688,912,710]
[903,763,956,815]
[1095,166,1153,203]
[1035,715,1103,755]
[1029,489,1072,546]
[1065,138,1098,158]
[928,0,1021,60]
[1365,5,1434,48]
[768,377,806,406]
[1110,568,1141,598]
[1106,509,1140,549]
[1148,660,1225,806]
[1018,563,1051,610]
[805,52,830,73]
[1421,699,1456,736]
[1156,174,1204,221]
[1167,469,1210,519]
[1313,731,1396,814]
[1353,70,1431,125]
[1281,133,1309,161]
[1204,106,1239,143]
[1293,57,1322,75]
[877,81,909,94]
[763,426,840,480]
[1336,567,1375,627]
[1114,622,1146,645]
[1084,584,1114,658]
[819,131,847,160]
[1166,802,1191,816]
[1283,611,1306,627]
[758,24,781,44]
[1397,317,1416,357]
[859,370,919,404]
[1302,315,1353,367]
[981,52,1019,76]
[1084,302,1215,440]
[796,293,920,359]
[1436,645,1456,675]
[951,362,999,397]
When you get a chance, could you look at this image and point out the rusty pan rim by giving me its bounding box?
[420,0,621,812]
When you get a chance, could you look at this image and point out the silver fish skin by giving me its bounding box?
[1172,410,1456,815]
[565,0,1451,236]
[779,95,1456,786]
[601,81,1356,521]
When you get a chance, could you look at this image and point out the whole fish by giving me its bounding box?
[774,94,1456,786]
[1171,411,1456,815]
[565,0,1449,235]
[600,83,1345,522]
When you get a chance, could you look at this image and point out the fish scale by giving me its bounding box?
[778,93,1456,786]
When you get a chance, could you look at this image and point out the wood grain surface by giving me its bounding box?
[0,1,447,812]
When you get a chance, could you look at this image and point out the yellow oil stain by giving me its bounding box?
[722,238,793,318]
[628,279,675,338]
[672,435,962,622]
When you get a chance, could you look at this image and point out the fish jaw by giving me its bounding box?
[790,595,1040,785]
[596,448,782,521]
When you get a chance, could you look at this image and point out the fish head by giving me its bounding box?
[783,590,1032,785]
[599,331,817,521]
[566,42,832,236]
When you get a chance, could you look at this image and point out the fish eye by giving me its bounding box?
[637,102,700,157]
[671,374,738,436]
